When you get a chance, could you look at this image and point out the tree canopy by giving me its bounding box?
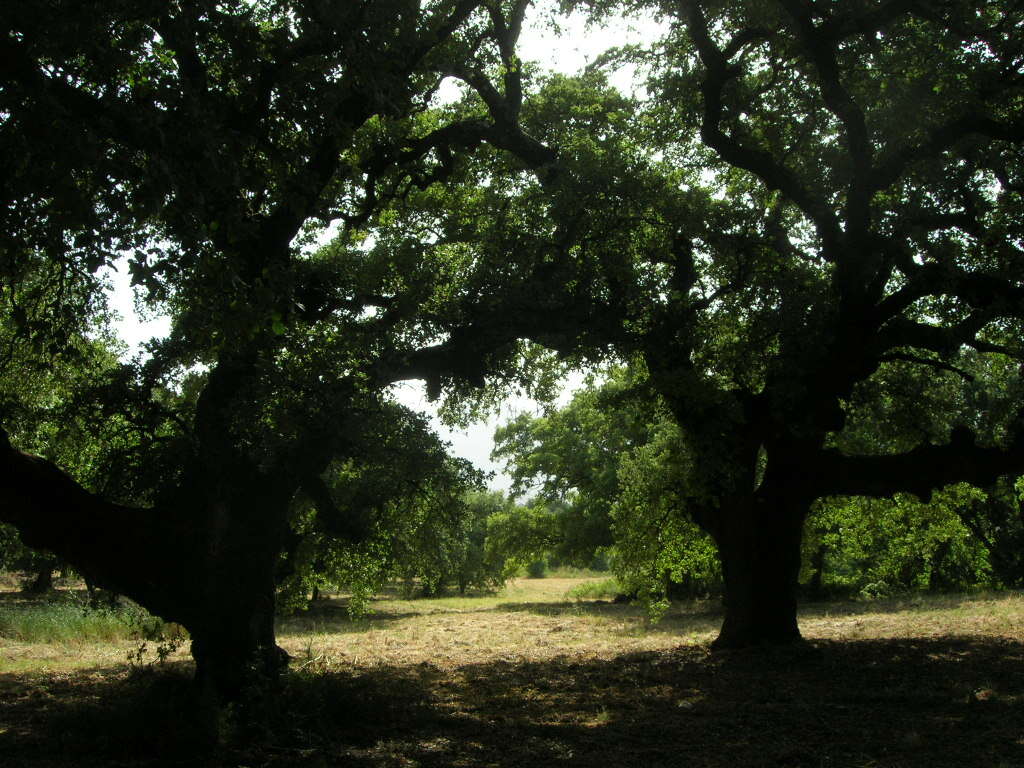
[0,0,564,698]
[1,0,1023,699]
[364,0,1024,644]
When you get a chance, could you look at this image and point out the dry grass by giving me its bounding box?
[1,578,1023,767]
[277,578,723,671]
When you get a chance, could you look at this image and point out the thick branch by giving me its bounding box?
[872,114,1024,193]
[874,312,995,357]
[486,0,531,114]
[873,263,1024,325]
[877,352,974,381]
[813,427,1024,499]
[778,0,872,233]
[0,432,195,622]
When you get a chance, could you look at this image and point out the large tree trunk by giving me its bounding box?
[25,562,53,594]
[187,486,292,700]
[0,430,290,701]
[711,494,807,648]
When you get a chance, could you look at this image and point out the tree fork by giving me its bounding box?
[0,427,290,701]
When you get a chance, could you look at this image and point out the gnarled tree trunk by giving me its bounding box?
[186,483,293,700]
[0,429,290,701]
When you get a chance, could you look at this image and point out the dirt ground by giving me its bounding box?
[1,580,1022,767]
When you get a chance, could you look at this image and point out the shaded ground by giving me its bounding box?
[1,638,1022,767]
[1,582,1022,767]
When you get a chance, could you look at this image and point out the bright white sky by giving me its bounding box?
[108,6,664,492]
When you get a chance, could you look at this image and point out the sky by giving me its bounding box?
[107,5,664,492]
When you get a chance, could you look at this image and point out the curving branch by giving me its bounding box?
[778,0,877,240]
[873,263,1024,328]
[872,114,1024,194]
[874,312,997,358]
[0,427,194,621]
[682,1,843,252]
[877,352,975,381]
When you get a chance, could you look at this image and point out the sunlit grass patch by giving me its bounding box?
[565,577,621,601]
[0,595,187,660]
[0,603,136,644]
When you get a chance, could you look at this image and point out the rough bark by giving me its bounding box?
[187,483,293,700]
[710,494,807,649]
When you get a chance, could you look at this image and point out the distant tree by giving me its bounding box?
[806,487,993,598]
[274,402,488,611]
[493,367,719,599]
[453,490,523,594]
[483,494,561,576]
[492,368,654,565]
[957,476,1024,587]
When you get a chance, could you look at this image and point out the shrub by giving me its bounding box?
[525,560,547,578]
[565,578,620,600]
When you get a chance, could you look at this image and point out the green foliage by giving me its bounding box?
[806,486,994,599]
[956,476,1024,587]
[492,367,658,564]
[0,596,184,645]
[0,603,129,644]
[482,498,560,577]
[495,366,723,612]
[276,409,526,612]
[497,364,1020,614]
[5,0,1024,654]
[454,490,525,593]
[565,578,621,601]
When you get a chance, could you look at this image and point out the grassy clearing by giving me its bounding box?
[1,579,1023,767]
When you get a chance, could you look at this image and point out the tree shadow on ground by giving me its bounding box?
[2,637,1022,767]
[276,607,408,637]
[496,599,651,617]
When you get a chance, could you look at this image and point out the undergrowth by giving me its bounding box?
[0,598,183,646]
[565,577,621,600]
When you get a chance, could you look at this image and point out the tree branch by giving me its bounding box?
[0,431,195,622]
[877,352,975,381]
[873,263,1024,328]
[814,425,1024,499]
[872,114,1024,193]
[778,0,872,233]
[874,311,995,357]
[682,1,843,252]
